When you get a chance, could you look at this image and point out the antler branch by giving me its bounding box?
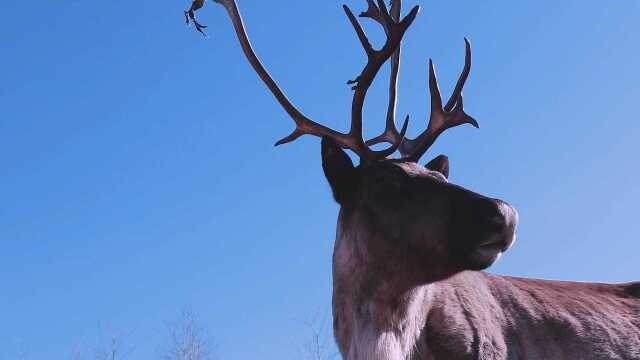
[212,0,472,163]
[214,0,417,161]
[364,0,407,151]
[343,0,418,159]
[366,37,477,161]
[401,38,478,161]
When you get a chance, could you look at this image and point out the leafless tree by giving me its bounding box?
[304,327,331,360]
[300,310,337,360]
[94,334,133,360]
[163,309,215,360]
[95,338,120,360]
[65,327,133,360]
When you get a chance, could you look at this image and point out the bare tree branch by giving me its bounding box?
[94,334,134,360]
[163,309,216,360]
[300,310,338,360]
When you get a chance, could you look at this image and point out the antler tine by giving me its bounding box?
[215,0,412,161]
[360,0,384,27]
[401,39,478,162]
[444,37,472,112]
[374,0,394,27]
[365,0,408,149]
[343,2,419,161]
[344,5,375,57]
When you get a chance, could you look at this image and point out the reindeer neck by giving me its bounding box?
[332,212,434,360]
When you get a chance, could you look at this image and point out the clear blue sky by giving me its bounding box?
[1,0,639,358]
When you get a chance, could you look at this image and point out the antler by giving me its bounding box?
[402,39,478,162]
[185,0,208,36]
[363,0,405,154]
[366,32,478,162]
[214,0,418,162]
[343,0,418,160]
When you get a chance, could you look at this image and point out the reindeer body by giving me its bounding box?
[334,266,640,360]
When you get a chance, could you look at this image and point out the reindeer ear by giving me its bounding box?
[425,155,450,179]
[321,137,357,205]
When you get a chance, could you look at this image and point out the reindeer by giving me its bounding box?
[205,0,640,358]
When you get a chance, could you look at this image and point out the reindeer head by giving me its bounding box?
[323,140,518,291]
[214,0,518,287]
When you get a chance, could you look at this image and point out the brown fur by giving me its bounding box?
[333,226,640,360]
[422,273,640,360]
[322,143,640,359]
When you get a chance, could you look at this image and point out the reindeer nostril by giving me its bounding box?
[487,215,506,230]
[481,216,505,234]
[474,199,516,233]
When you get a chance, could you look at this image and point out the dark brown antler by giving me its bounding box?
[342,0,419,159]
[185,0,208,36]
[214,0,418,162]
[366,30,478,162]
[402,39,478,162]
[363,0,406,155]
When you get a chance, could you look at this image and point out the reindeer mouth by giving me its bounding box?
[468,232,517,270]
[478,232,516,253]
[477,241,505,256]
[475,242,504,262]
